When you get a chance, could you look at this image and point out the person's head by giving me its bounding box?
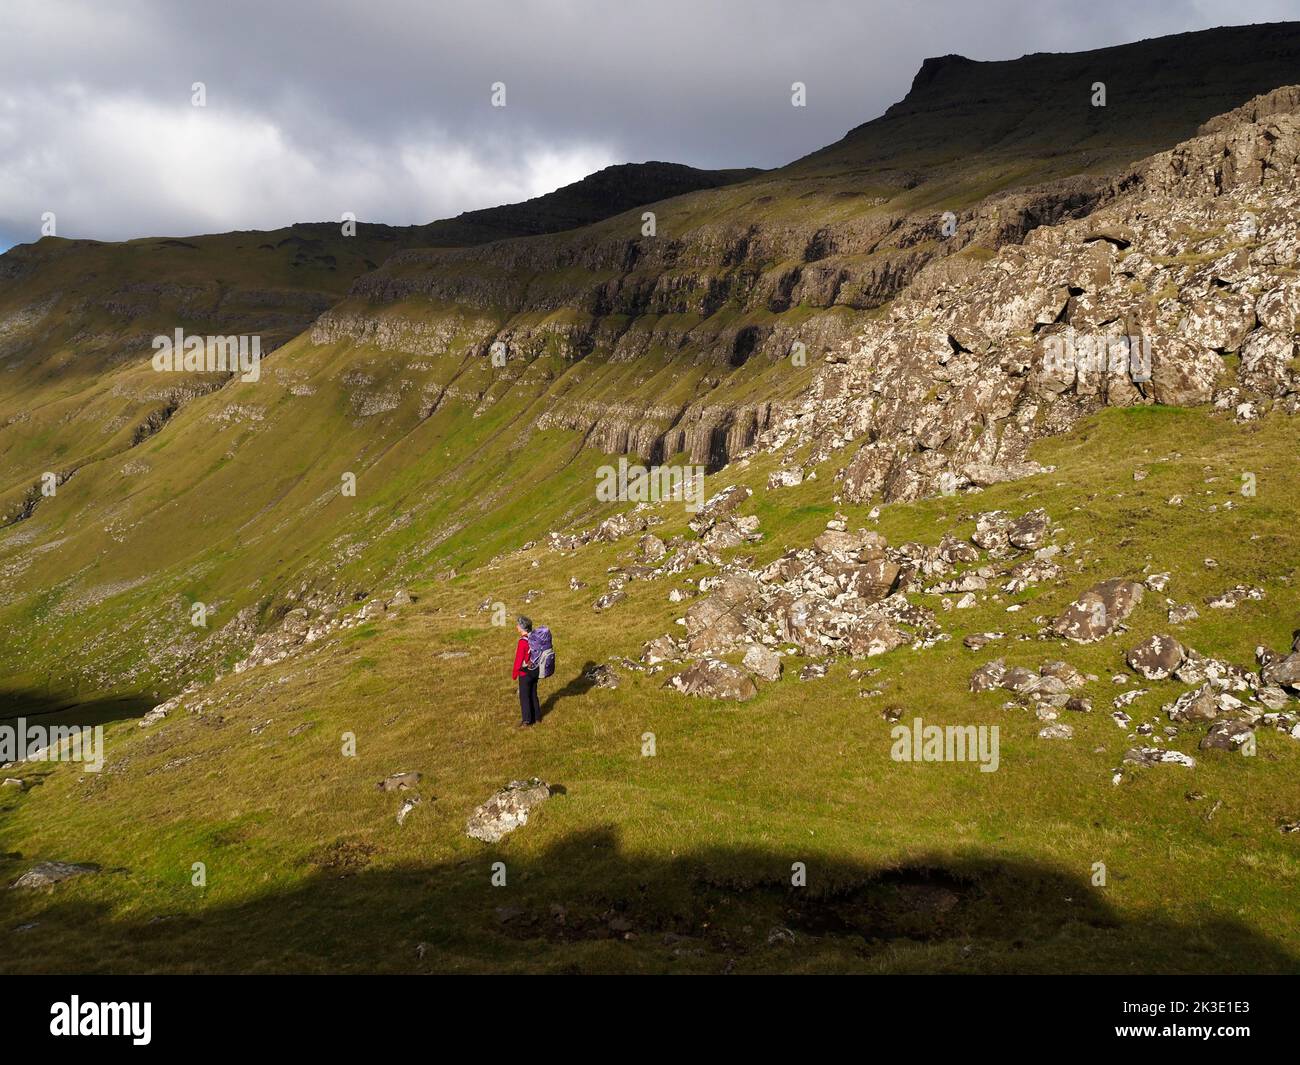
[516,615,533,636]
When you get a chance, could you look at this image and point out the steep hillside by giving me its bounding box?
[1,27,1299,975]
[0,162,755,527]
[4,29,1300,709]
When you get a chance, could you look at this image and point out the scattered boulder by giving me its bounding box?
[466,779,553,843]
[845,618,907,658]
[396,796,421,826]
[1123,748,1196,768]
[1007,509,1050,551]
[1165,684,1220,723]
[742,644,783,682]
[377,771,421,792]
[799,662,828,681]
[641,634,682,664]
[1052,578,1144,642]
[1126,634,1186,680]
[970,659,1008,692]
[10,861,101,890]
[594,512,650,543]
[1038,723,1074,740]
[1262,651,1300,689]
[1200,720,1255,752]
[593,590,626,612]
[665,659,758,701]
[638,533,667,563]
[139,697,179,728]
[768,468,804,489]
[584,663,620,689]
[1205,585,1264,610]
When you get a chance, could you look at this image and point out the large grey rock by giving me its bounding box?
[1052,579,1144,642]
[970,658,1008,692]
[742,644,783,682]
[641,634,682,664]
[592,590,626,612]
[466,779,552,843]
[1265,651,1300,688]
[1126,634,1186,680]
[684,572,762,653]
[1007,509,1050,551]
[638,533,667,563]
[665,659,758,701]
[10,861,101,890]
[845,618,907,658]
[1200,720,1255,752]
[1165,683,1220,723]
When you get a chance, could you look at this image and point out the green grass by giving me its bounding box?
[2,405,1297,973]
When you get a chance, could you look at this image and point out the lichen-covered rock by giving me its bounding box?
[1123,747,1196,768]
[1201,720,1255,751]
[10,861,101,890]
[637,533,666,563]
[665,658,758,701]
[742,643,783,682]
[1165,683,1221,723]
[1052,579,1144,642]
[593,590,626,612]
[584,663,620,689]
[466,779,552,843]
[1126,634,1186,680]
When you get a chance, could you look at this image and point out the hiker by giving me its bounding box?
[512,615,555,728]
[513,616,542,727]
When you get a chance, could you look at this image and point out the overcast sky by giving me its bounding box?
[0,0,1296,249]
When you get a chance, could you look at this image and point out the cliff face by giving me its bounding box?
[757,86,1300,504]
[302,24,1300,475]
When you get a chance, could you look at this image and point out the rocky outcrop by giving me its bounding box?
[751,88,1300,505]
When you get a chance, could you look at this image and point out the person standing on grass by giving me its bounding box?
[513,616,541,727]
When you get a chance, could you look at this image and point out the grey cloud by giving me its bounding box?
[1,0,1296,242]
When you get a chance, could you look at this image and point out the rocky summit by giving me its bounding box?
[2,19,1299,981]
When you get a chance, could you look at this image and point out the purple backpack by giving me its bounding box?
[527,626,555,678]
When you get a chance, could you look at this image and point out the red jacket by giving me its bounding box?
[512,636,531,679]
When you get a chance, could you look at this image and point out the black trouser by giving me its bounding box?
[518,667,541,724]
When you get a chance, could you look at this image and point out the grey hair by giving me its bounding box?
[517,615,533,632]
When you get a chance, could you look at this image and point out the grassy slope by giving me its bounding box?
[2,405,1297,973]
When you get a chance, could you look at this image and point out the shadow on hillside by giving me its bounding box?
[538,661,601,720]
[0,688,154,727]
[3,825,1296,974]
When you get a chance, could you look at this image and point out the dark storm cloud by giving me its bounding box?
[0,0,1295,243]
